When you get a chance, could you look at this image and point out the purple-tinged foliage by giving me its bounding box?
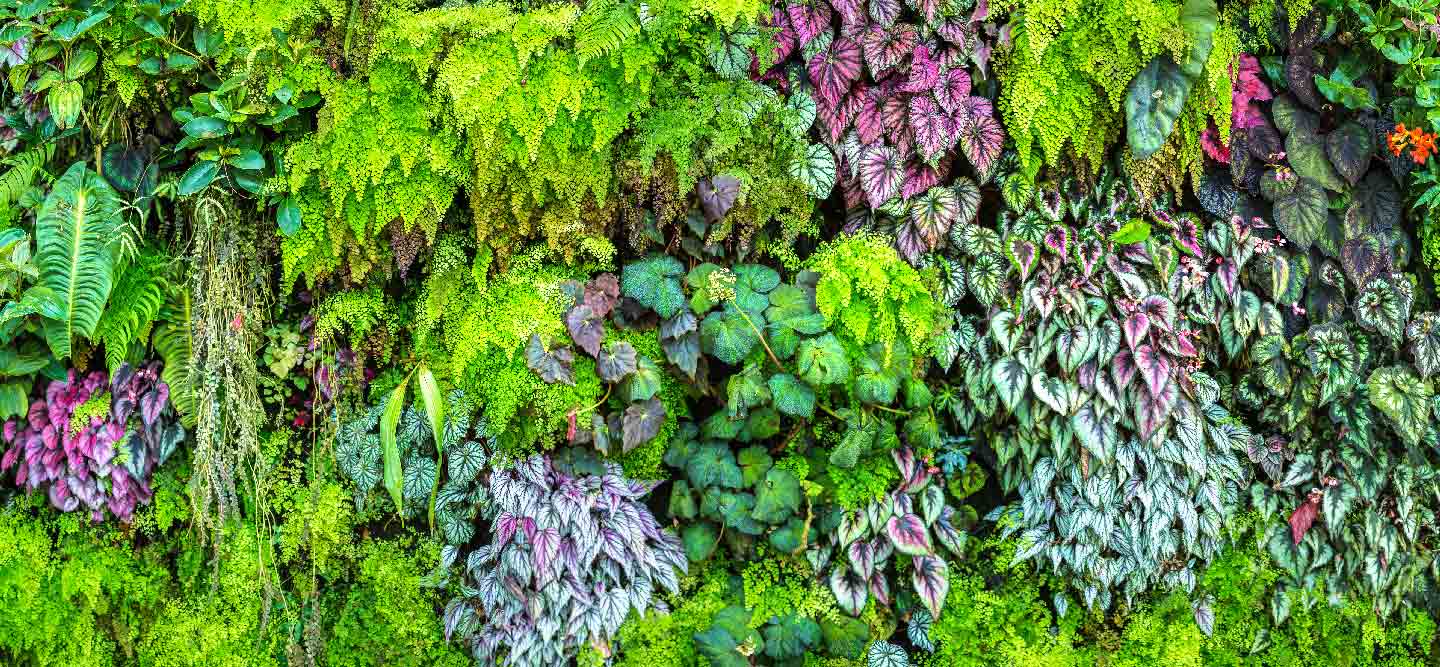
[1,362,183,523]
[444,453,685,667]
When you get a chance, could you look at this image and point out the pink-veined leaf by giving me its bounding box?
[910,95,954,164]
[1075,238,1103,277]
[913,0,944,22]
[897,220,926,262]
[816,87,863,143]
[533,527,561,586]
[971,0,990,21]
[830,0,864,27]
[911,555,950,618]
[935,69,973,113]
[787,1,833,46]
[900,44,940,93]
[934,15,974,46]
[869,0,901,27]
[841,172,867,209]
[958,112,1003,177]
[901,159,946,200]
[808,37,862,108]
[1123,312,1149,351]
[1289,496,1320,545]
[768,7,798,62]
[862,23,917,75]
[886,513,934,555]
[859,144,904,207]
[1216,258,1239,297]
[1174,215,1204,256]
[880,94,908,142]
[956,94,994,121]
[1134,344,1171,396]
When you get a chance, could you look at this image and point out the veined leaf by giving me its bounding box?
[381,372,411,520]
[35,162,123,360]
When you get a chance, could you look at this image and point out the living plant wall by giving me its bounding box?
[1,0,1439,665]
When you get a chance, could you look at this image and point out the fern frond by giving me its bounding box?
[0,144,54,211]
[95,247,171,372]
[574,0,640,62]
[154,286,195,428]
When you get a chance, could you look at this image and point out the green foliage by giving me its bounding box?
[808,234,948,354]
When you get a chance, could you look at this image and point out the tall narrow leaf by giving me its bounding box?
[35,162,123,359]
[382,372,412,520]
[417,363,446,532]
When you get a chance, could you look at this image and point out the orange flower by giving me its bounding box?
[1389,123,1439,163]
[1390,123,1411,156]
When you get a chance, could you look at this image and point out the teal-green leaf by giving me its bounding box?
[797,333,851,385]
[1367,365,1433,447]
[702,304,761,365]
[768,372,816,418]
[177,160,220,196]
[622,255,686,317]
[181,116,229,139]
[751,467,801,524]
[1124,0,1218,158]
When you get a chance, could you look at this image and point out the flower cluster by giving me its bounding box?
[1388,123,1438,164]
[1,363,184,522]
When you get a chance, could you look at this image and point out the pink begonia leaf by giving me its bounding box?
[816,87,863,143]
[910,95,954,164]
[886,513,934,555]
[862,23,918,75]
[896,221,926,262]
[869,572,891,607]
[1134,344,1172,397]
[1043,225,1070,256]
[859,144,904,207]
[787,0,833,46]
[1112,349,1137,392]
[830,0,864,28]
[958,112,1003,177]
[1124,312,1150,351]
[880,94,909,143]
[912,554,950,618]
[913,0,943,22]
[808,37,862,108]
[1174,214,1204,257]
[1202,125,1230,163]
[868,0,901,27]
[900,44,940,93]
[1134,379,1177,443]
[935,68,973,114]
[769,7,798,62]
[854,89,885,144]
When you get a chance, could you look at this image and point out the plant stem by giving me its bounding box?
[734,306,784,369]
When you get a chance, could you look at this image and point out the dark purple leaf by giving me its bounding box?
[769,8,798,61]
[1286,49,1323,110]
[525,333,575,385]
[566,304,606,358]
[1043,225,1069,256]
[911,555,949,618]
[697,175,742,221]
[859,144,904,207]
[597,341,639,382]
[808,37,862,108]
[622,397,666,451]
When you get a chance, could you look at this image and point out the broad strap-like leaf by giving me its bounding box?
[35,161,123,359]
[381,373,411,520]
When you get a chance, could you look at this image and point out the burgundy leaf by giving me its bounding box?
[1289,496,1320,545]
[958,112,1003,178]
[869,572,891,607]
[900,44,940,93]
[910,95,953,164]
[769,7,798,62]
[1134,380,1177,443]
[787,0,834,46]
[885,513,933,555]
[816,88,862,143]
[911,554,950,618]
[1134,344,1171,396]
[841,173,868,209]
[584,273,620,315]
[697,175,742,221]
[935,68,972,113]
[868,0,901,27]
[901,159,945,200]
[880,94,908,142]
[1112,349,1137,391]
[859,144,904,207]
[854,90,885,144]
[830,0,864,27]
[808,37,862,108]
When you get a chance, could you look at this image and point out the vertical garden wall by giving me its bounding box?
[0,0,1438,665]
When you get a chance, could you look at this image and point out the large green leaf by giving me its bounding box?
[35,162,123,359]
[702,304,762,365]
[1367,365,1432,447]
[1124,0,1218,158]
[1286,129,1345,192]
[380,373,411,519]
[1273,178,1328,251]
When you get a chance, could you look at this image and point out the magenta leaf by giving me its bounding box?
[1123,312,1149,351]
[880,94,908,142]
[1008,237,1037,282]
[885,513,933,556]
[787,0,833,46]
[859,144,904,207]
[935,69,973,114]
[816,89,861,143]
[1112,349,1137,391]
[1075,238,1103,277]
[1135,380,1177,443]
[1134,344,1171,396]
[853,91,885,144]
[808,37,862,108]
[1289,497,1320,545]
[1173,215,1204,256]
[869,572,891,607]
[1140,295,1177,331]
[1042,225,1069,256]
[830,0,864,27]
[958,112,1003,178]
[910,95,953,164]
[934,15,974,45]
[911,554,950,618]
[862,23,917,75]
[900,44,940,93]
[495,511,520,549]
